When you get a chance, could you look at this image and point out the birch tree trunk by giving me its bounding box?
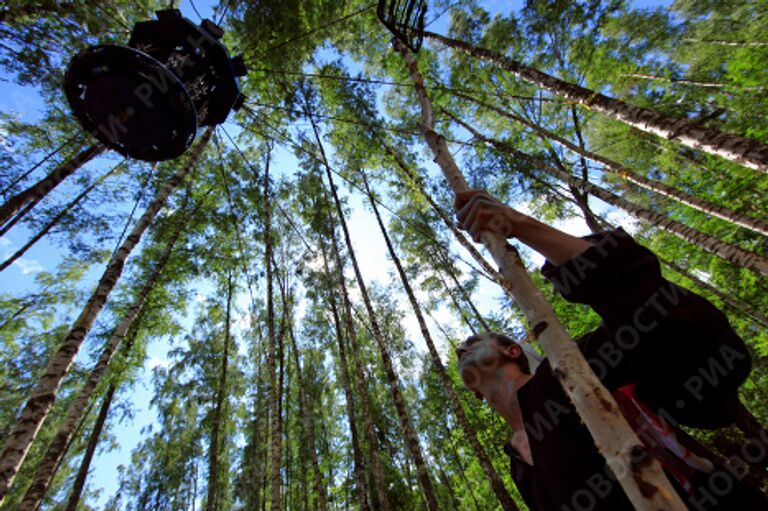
[205,273,234,511]
[326,218,392,511]
[363,175,520,511]
[0,162,123,273]
[263,154,281,511]
[317,140,440,511]
[423,31,768,173]
[451,115,768,277]
[455,91,768,236]
[0,144,104,228]
[0,128,210,504]
[63,384,116,511]
[286,307,329,511]
[396,40,688,511]
[19,209,187,511]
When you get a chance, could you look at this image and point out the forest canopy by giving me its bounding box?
[0,1,766,510]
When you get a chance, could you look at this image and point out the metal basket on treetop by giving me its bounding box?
[377,0,427,52]
[63,8,247,162]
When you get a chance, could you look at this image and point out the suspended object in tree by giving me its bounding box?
[63,8,247,162]
[376,0,426,52]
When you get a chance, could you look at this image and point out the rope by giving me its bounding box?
[257,4,376,57]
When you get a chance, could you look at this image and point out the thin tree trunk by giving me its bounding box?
[454,91,768,236]
[19,209,187,511]
[682,38,768,47]
[205,273,234,511]
[396,40,688,511]
[0,161,123,273]
[285,301,329,511]
[621,73,737,89]
[263,150,281,511]
[63,384,116,511]
[0,144,104,228]
[452,115,768,277]
[325,228,390,511]
[659,257,768,329]
[0,129,209,504]
[363,175,520,510]
[317,233,370,511]
[380,141,507,287]
[312,118,439,511]
[424,31,768,173]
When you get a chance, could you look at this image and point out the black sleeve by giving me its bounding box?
[540,229,752,428]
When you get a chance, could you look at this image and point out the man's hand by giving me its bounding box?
[455,190,527,243]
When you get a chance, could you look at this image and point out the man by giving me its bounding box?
[453,190,767,511]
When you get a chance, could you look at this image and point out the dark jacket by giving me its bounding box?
[506,229,765,511]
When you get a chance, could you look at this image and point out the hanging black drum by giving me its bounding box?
[63,9,247,162]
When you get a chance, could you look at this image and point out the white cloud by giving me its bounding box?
[13,258,43,275]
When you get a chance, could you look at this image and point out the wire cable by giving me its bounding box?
[1,136,78,196]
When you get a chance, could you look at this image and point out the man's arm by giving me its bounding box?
[455,190,592,265]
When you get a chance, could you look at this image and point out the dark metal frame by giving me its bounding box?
[377,0,427,52]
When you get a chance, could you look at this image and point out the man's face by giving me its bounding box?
[456,334,509,402]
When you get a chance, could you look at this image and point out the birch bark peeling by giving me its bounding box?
[0,129,210,504]
[395,40,688,511]
[423,31,768,174]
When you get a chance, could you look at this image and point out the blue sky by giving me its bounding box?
[0,0,673,507]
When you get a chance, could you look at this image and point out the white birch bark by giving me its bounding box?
[0,129,210,504]
[0,144,104,228]
[452,116,768,278]
[18,213,185,511]
[456,92,768,236]
[424,31,768,174]
[396,40,688,511]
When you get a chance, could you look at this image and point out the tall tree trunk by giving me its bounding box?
[19,209,187,511]
[363,175,520,510]
[325,230,390,511]
[396,40,688,511]
[63,384,117,511]
[0,129,209,504]
[0,144,104,229]
[0,162,123,273]
[455,91,768,236]
[424,31,768,173]
[621,73,735,89]
[451,115,768,277]
[317,234,371,511]
[312,120,439,511]
[682,38,768,47]
[205,273,234,511]
[263,151,281,511]
[380,141,507,287]
[285,302,329,511]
